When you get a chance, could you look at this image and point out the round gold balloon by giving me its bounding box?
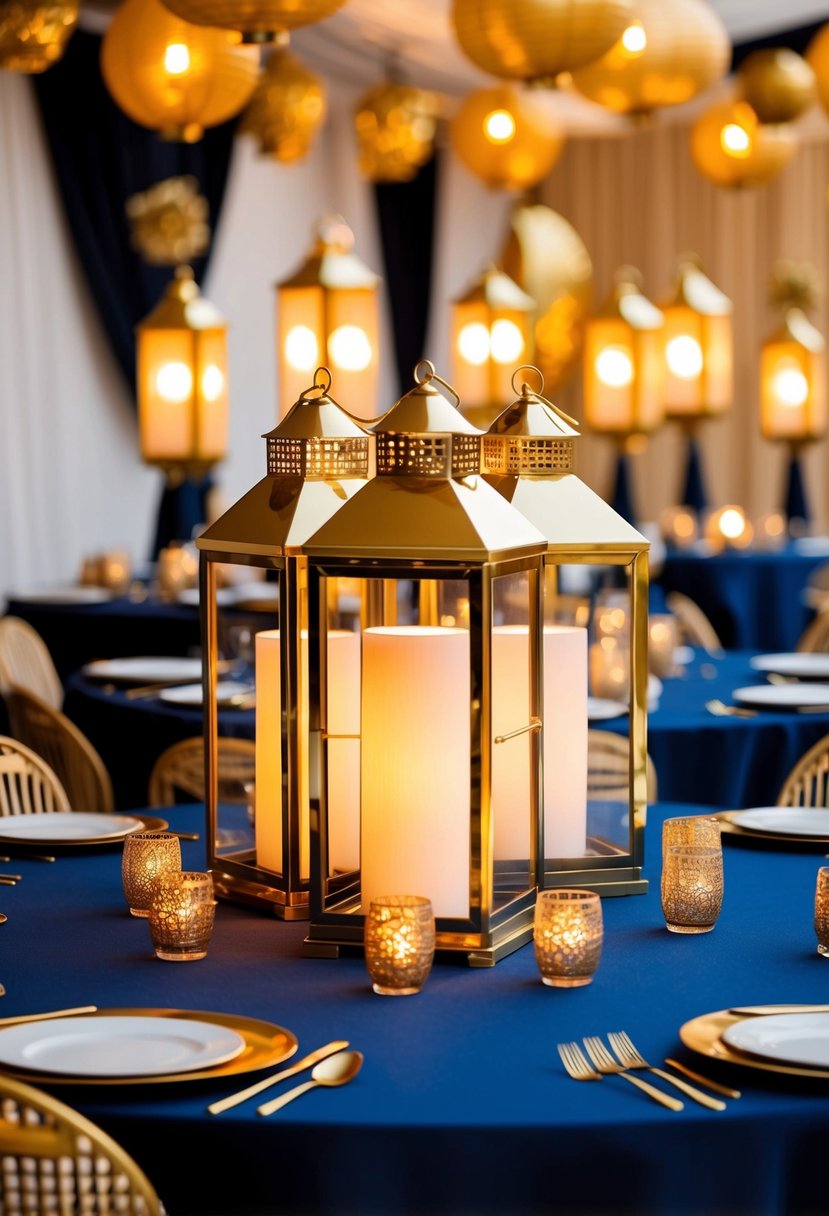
[159,0,345,42]
[450,86,564,192]
[570,0,730,116]
[101,0,260,142]
[241,50,326,163]
[0,1,78,73]
[355,83,439,183]
[451,0,633,84]
[738,49,816,124]
[805,24,829,120]
[690,100,798,189]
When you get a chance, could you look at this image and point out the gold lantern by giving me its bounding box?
[160,0,344,43]
[570,0,730,116]
[451,264,535,423]
[303,361,548,966]
[240,48,327,163]
[451,85,564,192]
[690,99,798,190]
[662,256,732,422]
[738,48,816,124]
[0,1,77,72]
[483,366,649,896]
[196,367,371,917]
[276,216,379,421]
[354,82,440,183]
[451,0,633,85]
[806,24,829,120]
[101,0,260,142]
[136,266,229,483]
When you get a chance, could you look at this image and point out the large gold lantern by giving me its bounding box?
[102,0,260,142]
[160,0,344,43]
[303,361,548,966]
[738,48,816,124]
[240,49,326,163]
[354,82,439,183]
[451,265,535,423]
[276,217,380,421]
[0,1,77,72]
[196,368,371,916]
[450,85,564,192]
[690,99,798,190]
[483,366,649,896]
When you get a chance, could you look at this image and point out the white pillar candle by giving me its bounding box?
[326,629,361,873]
[254,629,284,874]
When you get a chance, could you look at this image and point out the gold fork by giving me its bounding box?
[558,1041,682,1110]
[581,1037,684,1110]
[607,1031,726,1110]
[705,699,757,719]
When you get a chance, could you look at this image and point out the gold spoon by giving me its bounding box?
[705,699,757,718]
[257,1050,363,1116]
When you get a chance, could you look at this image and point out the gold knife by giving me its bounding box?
[0,1005,98,1027]
[664,1058,741,1099]
[729,1004,829,1016]
[207,1039,350,1115]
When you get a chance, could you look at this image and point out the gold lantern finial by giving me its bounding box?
[0,1,78,73]
[769,260,819,313]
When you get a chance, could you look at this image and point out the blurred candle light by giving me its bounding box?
[705,504,753,551]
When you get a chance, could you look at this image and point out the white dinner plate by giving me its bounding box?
[0,813,144,844]
[0,1016,245,1078]
[673,645,695,667]
[732,683,829,710]
[587,698,627,721]
[158,681,253,707]
[722,1013,829,1069]
[83,656,205,683]
[750,653,829,681]
[176,587,237,607]
[9,586,113,605]
[794,537,829,557]
[728,807,829,838]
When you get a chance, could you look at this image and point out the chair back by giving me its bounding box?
[0,735,71,816]
[804,561,829,611]
[5,686,114,812]
[0,1073,163,1216]
[149,736,255,806]
[587,730,658,803]
[0,616,63,710]
[664,592,723,654]
[796,609,829,654]
[777,732,829,808]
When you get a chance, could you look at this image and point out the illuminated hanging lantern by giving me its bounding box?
[738,48,816,124]
[102,0,260,142]
[570,0,730,116]
[450,85,564,192]
[806,24,829,120]
[160,0,345,43]
[662,256,732,422]
[241,48,326,163]
[451,265,535,420]
[354,82,440,183]
[0,1,77,72]
[690,99,798,189]
[451,0,633,85]
[276,217,379,420]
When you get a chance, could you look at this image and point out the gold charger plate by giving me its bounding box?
[0,814,169,850]
[1,1008,297,1086]
[679,1008,829,1080]
[714,811,829,849]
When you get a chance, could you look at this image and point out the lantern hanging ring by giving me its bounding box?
[300,366,333,400]
[413,358,462,409]
[512,363,580,429]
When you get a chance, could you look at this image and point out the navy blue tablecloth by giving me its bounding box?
[3,802,829,1216]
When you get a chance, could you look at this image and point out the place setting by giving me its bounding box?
[0,812,169,851]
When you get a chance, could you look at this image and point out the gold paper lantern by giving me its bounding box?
[354,82,439,183]
[570,0,730,116]
[690,99,798,189]
[241,49,326,163]
[806,24,829,120]
[101,0,260,142]
[0,1,77,73]
[160,0,344,43]
[738,48,816,124]
[450,86,564,192]
[451,0,634,85]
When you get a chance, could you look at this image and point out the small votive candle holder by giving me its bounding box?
[121,832,181,918]
[148,871,216,962]
[533,889,603,988]
[648,615,678,678]
[662,815,721,860]
[661,845,724,934]
[589,638,630,701]
[814,867,829,958]
[364,896,435,996]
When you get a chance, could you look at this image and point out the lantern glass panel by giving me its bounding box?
[195,329,230,459]
[761,341,827,441]
[138,328,196,462]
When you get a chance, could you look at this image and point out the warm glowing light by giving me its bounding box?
[719,507,746,539]
[202,365,224,403]
[595,346,633,388]
[621,23,647,54]
[457,322,490,366]
[284,325,319,372]
[666,335,704,380]
[164,42,191,75]
[674,512,696,541]
[721,122,751,157]
[772,360,809,407]
[155,361,193,403]
[329,325,372,372]
[484,108,516,144]
[490,319,525,364]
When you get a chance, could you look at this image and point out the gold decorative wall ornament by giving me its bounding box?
[690,99,798,189]
[126,176,210,267]
[0,0,77,72]
[354,82,439,183]
[450,85,564,192]
[738,48,816,124]
[159,0,344,42]
[241,49,326,163]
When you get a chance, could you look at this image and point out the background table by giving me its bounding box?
[3,801,829,1216]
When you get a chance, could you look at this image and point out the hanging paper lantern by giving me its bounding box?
[804,25,829,120]
[101,0,260,143]
[451,86,564,192]
[570,0,729,116]
[0,1,77,73]
[160,0,344,43]
[738,48,816,124]
[354,82,439,183]
[690,100,798,189]
[451,0,633,85]
[241,49,326,163]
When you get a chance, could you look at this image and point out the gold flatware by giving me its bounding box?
[0,875,22,883]
[607,1032,725,1110]
[0,916,7,925]
[0,1005,97,1027]
[569,1039,683,1110]
[0,854,55,863]
[797,706,829,714]
[257,1050,363,1117]
[729,1003,829,1016]
[0,878,18,887]
[663,1058,741,1099]
[207,1039,350,1115]
[124,681,193,700]
[171,832,201,842]
[705,699,757,718]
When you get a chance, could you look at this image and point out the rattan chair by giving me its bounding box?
[0,736,70,816]
[5,686,114,813]
[588,730,658,803]
[796,608,829,654]
[777,732,829,808]
[148,736,256,806]
[0,617,62,710]
[664,592,723,654]
[0,1073,163,1215]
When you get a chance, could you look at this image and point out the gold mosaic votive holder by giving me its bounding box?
[815,867,829,958]
[148,871,216,962]
[662,815,722,859]
[661,845,724,934]
[364,896,435,996]
[533,889,603,988]
[121,831,181,918]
